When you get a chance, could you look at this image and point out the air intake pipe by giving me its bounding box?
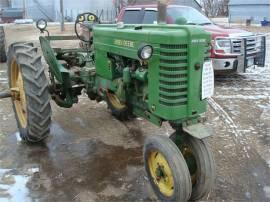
[158,0,169,24]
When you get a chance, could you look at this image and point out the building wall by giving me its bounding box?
[11,0,115,22]
[229,0,270,23]
[11,0,55,21]
[54,0,115,22]
[229,0,270,5]
[0,0,10,8]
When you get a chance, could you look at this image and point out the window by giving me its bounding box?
[167,7,212,25]
[123,10,142,24]
[142,10,157,24]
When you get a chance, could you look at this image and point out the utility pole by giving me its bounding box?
[23,0,26,19]
[60,0,65,31]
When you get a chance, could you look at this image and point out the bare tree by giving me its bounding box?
[218,0,229,16]
[201,0,229,17]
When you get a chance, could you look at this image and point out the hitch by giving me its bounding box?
[0,90,11,99]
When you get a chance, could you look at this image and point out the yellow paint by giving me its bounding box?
[107,92,126,110]
[88,15,96,21]
[10,59,27,128]
[114,39,134,48]
[148,151,174,197]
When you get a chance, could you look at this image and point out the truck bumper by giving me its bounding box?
[212,35,266,73]
[212,58,238,71]
[212,53,265,73]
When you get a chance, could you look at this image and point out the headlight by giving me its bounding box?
[36,19,47,31]
[215,38,232,54]
[138,45,153,60]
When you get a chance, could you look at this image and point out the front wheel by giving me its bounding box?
[144,135,192,201]
[171,133,216,200]
[8,42,52,142]
[106,91,129,121]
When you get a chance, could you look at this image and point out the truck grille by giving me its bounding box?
[232,36,260,56]
[159,44,188,106]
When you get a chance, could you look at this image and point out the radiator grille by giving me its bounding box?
[159,44,188,107]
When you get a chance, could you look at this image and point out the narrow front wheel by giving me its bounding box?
[144,135,192,201]
[171,133,216,200]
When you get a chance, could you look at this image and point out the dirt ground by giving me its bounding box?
[0,24,270,202]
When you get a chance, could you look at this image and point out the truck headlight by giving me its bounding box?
[215,38,232,54]
[202,60,214,100]
[138,45,153,60]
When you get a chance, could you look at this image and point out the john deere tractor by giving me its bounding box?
[0,2,216,201]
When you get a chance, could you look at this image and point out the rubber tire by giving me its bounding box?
[106,94,129,121]
[171,134,216,201]
[144,135,192,202]
[0,26,7,63]
[8,42,52,143]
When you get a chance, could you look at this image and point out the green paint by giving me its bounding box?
[39,23,211,131]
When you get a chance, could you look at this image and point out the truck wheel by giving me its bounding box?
[0,26,7,63]
[144,135,192,202]
[171,133,216,200]
[106,91,129,121]
[8,42,52,143]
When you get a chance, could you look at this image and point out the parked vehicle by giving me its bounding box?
[117,4,266,73]
[0,8,24,23]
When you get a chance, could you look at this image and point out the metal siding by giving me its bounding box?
[11,0,55,21]
[54,0,115,22]
[229,5,270,22]
[0,0,9,8]
[229,0,270,5]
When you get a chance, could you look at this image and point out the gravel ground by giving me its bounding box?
[0,24,269,202]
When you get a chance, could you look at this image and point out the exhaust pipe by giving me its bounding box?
[158,0,169,24]
[0,91,11,99]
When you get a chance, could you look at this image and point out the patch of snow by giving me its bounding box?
[215,95,270,100]
[27,168,39,173]
[15,132,22,142]
[245,192,251,199]
[263,186,270,198]
[208,98,250,158]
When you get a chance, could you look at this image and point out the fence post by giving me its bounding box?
[60,0,65,31]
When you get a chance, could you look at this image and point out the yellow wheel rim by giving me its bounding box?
[10,59,27,128]
[148,151,174,197]
[107,92,126,110]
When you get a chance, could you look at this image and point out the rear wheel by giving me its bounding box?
[8,42,52,142]
[0,26,7,63]
[171,133,216,200]
[144,135,192,201]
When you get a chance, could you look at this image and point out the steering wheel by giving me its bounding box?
[75,12,99,43]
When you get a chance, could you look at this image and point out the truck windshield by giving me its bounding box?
[167,7,212,25]
[123,6,212,25]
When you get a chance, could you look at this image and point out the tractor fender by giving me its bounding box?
[183,123,212,139]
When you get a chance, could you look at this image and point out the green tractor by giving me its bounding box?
[0,4,216,202]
